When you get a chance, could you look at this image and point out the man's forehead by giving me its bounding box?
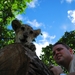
[53,44,64,50]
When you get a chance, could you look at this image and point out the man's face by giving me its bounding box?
[52,44,73,65]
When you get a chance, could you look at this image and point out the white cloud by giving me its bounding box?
[16,14,27,21]
[68,10,75,24]
[61,0,74,3]
[16,15,43,28]
[34,41,49,57]
[34,31,56,57]
[27,0,39,8]
[40,32,55,43]
[27,19,43,27]
[16,14,23,20]
[66,0,73,3]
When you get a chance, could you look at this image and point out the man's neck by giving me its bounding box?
[63,55,73,71]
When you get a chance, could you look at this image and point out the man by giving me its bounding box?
[49,42,75,75]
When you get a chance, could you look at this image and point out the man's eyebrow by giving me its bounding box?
[53,47,63,55]
[54,47,63,50]
[56,48,60,50]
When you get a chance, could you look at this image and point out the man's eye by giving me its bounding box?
[30,30,33,34]
[57,48,63,51]
[53,48,63,56]
[21,27,25,31]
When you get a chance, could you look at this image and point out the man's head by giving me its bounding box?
[52,42,74,66]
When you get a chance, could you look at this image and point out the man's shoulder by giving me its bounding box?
[69,54,75,73]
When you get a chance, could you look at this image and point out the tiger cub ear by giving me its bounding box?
[34,29,41,37]
[12,19,22,31]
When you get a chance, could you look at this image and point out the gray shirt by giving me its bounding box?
[69,55,75,73]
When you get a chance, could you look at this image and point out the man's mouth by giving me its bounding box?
[56,55,62,60]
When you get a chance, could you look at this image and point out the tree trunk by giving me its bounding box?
[0,43,54,75]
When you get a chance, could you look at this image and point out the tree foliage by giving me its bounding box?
[0,0,32,48]
[58,31,75,52]
[40,44,56,66]
[40,30,75,66]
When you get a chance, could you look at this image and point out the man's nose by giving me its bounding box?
[55,50,59,55]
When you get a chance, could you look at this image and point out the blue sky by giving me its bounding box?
[10,0,75,56]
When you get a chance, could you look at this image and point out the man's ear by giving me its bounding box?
[69,48,74,54]
[11,19,21,31]
[34,29,41,37]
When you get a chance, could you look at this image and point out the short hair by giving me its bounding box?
[52,42,70,49]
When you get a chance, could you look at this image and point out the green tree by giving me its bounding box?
[58,31,75,52]
[0,0,32,48]
[40,44,56,66]
[40,30,75,66]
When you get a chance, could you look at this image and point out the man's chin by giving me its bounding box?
[56,59,63,64]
